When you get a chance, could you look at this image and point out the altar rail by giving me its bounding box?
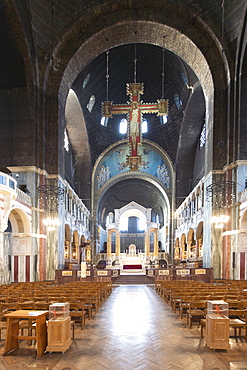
[146,268,213,283]
[55,269,120,285]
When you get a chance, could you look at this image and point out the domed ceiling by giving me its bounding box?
[72,43,202,165]
[70,43,205,211]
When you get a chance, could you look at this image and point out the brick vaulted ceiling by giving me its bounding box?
[0,0,246,211]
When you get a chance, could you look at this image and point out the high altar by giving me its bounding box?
[105,201,161,267]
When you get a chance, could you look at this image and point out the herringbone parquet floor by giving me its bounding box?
[0,285,247,369]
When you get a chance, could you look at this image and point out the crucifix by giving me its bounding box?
[102,82,169,170]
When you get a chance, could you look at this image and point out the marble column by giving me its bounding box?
[153,229,159,260]
[145,230,150,263]
[106,229,112,265]
[115,229,121,265]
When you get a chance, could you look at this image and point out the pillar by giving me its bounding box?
[153,228,159,260]
[106,229,113,265]
[107,230,112,258]
[145,230,150,262]
[115,229,120,264]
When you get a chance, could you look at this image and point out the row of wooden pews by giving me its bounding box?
[155,279,247,341]
[0,280,113,340]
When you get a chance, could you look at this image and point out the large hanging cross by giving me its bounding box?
[102,82,168,170]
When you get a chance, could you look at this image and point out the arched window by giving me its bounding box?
[119,118,128,134]
[141,119,148,133]
[87,95,95,112]
[199,123,206,149]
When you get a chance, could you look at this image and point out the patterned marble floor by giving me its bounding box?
[0,285,247,369]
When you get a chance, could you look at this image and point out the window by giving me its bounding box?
[199,123,206,149]
[141,119,148,133]
[83,73,90,89]
[119,118,148,134]
[174,93,182,109]
[119,118,128,134]
[180,71,188,85]
[64,129,69,152]
[100,116,108,127]
[87,95,95,112]
[160,115,168,125]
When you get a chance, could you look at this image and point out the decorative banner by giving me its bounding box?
[159,270,169,275]
[195,269,206,274]
[62,271,72,276]
[176,269,190,275]
[81,262,87,278]
[97,271,108,276]
[86,270,91,277]
[148,270,154,275]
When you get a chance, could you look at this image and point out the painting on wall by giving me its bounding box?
[97,143,170,190]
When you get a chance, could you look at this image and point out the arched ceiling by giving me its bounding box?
[97,178,169,228]
[1,0,245,212]
[71,43,201,165]
[67,41,206,207]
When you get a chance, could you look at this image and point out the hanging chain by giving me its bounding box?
[134,44,137,83]
[221,0,225,48]
[106,51,109,101]
[162,48,165,99]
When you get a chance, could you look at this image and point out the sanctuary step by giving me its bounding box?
[114,274,154,285]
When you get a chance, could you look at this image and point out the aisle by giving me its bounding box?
[1,285,247,369]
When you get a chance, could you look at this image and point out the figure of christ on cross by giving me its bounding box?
[102,82,168,170]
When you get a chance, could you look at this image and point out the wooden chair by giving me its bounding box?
[76,297,93,320]
[229,309,247,341]
[200,318,206,337]
[187,301,206,329]
[2,302,17,314]
[18,301,35,310]
[34,302,50,311]
[0,320,7,340]
[178,295,196,319]
[69,302,86,329]
[241,299,247,310]
[0,305,7,340]
[225,299,242,309]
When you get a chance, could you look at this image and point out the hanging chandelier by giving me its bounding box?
[38,184,65,211]
[206,180,235,210]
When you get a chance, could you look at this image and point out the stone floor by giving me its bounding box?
[0,284,247,369]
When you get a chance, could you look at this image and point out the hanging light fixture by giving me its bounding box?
[37,1,65,231]
[206,180,235,228]
[38,183,65,229]
[206,180,235,209]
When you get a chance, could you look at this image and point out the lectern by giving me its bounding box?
[205,300,229,349]
[46,303,72,353]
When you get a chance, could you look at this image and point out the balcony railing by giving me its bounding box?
[0,172,16,193]
[239,188,247,203]
[16,188,32,207]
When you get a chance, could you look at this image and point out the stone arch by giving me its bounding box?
[92,140,174,227]
[72,230,79,261]
[196,221,203,258]
[55,16,227,180]
[181,233,187,261]
[8,208,31,234]
[174,237,181,261]
[65,89,91,198]
[64,224,71,260]
[240,210,247,230]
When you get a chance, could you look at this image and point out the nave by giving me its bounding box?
[1,285,247,369]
